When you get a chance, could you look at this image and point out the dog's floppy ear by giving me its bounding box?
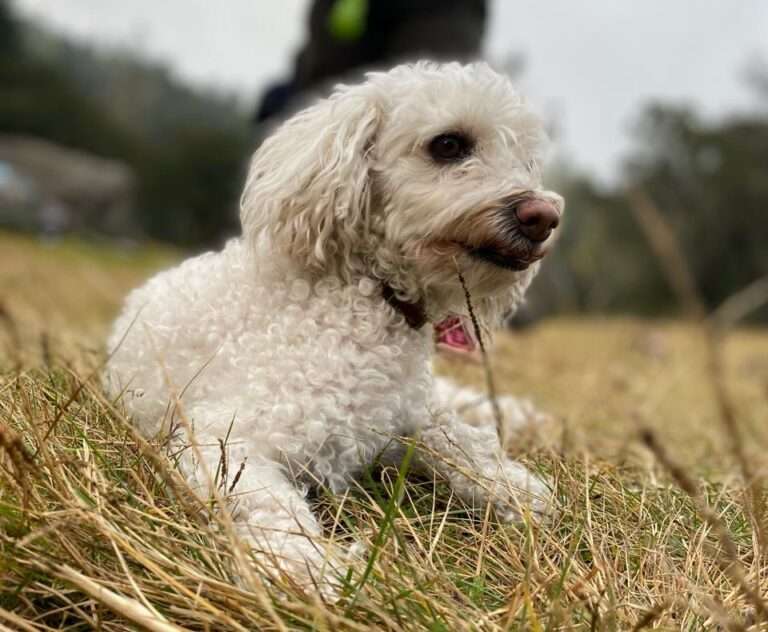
[241,84,380,273]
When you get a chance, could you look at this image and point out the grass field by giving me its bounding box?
[1,231,767,630]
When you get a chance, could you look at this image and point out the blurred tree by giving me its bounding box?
[138,126,250,246]
[524,100,768,322]
[0,0,18,56]
[524,168,673,319]
[0,55,141,160]
[625,105,768,314]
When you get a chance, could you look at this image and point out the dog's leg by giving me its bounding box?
[415,410,553,522]
[432,375,552,434]
[176,436,346,596]
[232,460,352,596]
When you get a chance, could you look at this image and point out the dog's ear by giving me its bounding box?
[241,84,380,272]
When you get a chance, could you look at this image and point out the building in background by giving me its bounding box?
[0,135,139,238]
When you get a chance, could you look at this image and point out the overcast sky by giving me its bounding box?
[13,0,768,182]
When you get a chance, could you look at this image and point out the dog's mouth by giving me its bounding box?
[456,242,547,271]
[423,237,549,272]
[465,245,545,271]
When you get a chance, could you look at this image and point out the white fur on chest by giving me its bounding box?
[106,240,433,490]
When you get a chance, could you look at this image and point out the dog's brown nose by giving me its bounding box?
[515,198,560,242]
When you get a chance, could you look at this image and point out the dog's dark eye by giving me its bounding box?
[428,133,472,163]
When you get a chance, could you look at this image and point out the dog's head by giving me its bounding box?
[241,62,564,324]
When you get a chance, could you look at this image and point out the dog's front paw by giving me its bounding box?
[233,527,354,601]
[491,460,554,523]
[275,538,357,601]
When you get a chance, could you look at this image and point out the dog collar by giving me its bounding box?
[381,284,478,355]
[381,283,428,330]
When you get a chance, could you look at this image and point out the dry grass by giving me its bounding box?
[1,230,767,630]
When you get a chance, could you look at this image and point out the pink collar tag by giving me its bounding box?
[434,314,478,354]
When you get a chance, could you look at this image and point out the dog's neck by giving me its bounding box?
[381,283,428,330]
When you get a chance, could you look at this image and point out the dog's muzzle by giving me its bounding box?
[466,195,562,271]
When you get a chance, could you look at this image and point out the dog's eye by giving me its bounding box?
[428,133,472,163]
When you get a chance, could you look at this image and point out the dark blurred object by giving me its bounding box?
[256,81,298,123]
[256,0,487,124]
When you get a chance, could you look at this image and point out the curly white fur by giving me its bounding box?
[105,62,564,595]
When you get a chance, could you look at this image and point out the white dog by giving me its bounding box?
[105,62,564,594]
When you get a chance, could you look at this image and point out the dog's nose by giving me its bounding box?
[514,198,560,242]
